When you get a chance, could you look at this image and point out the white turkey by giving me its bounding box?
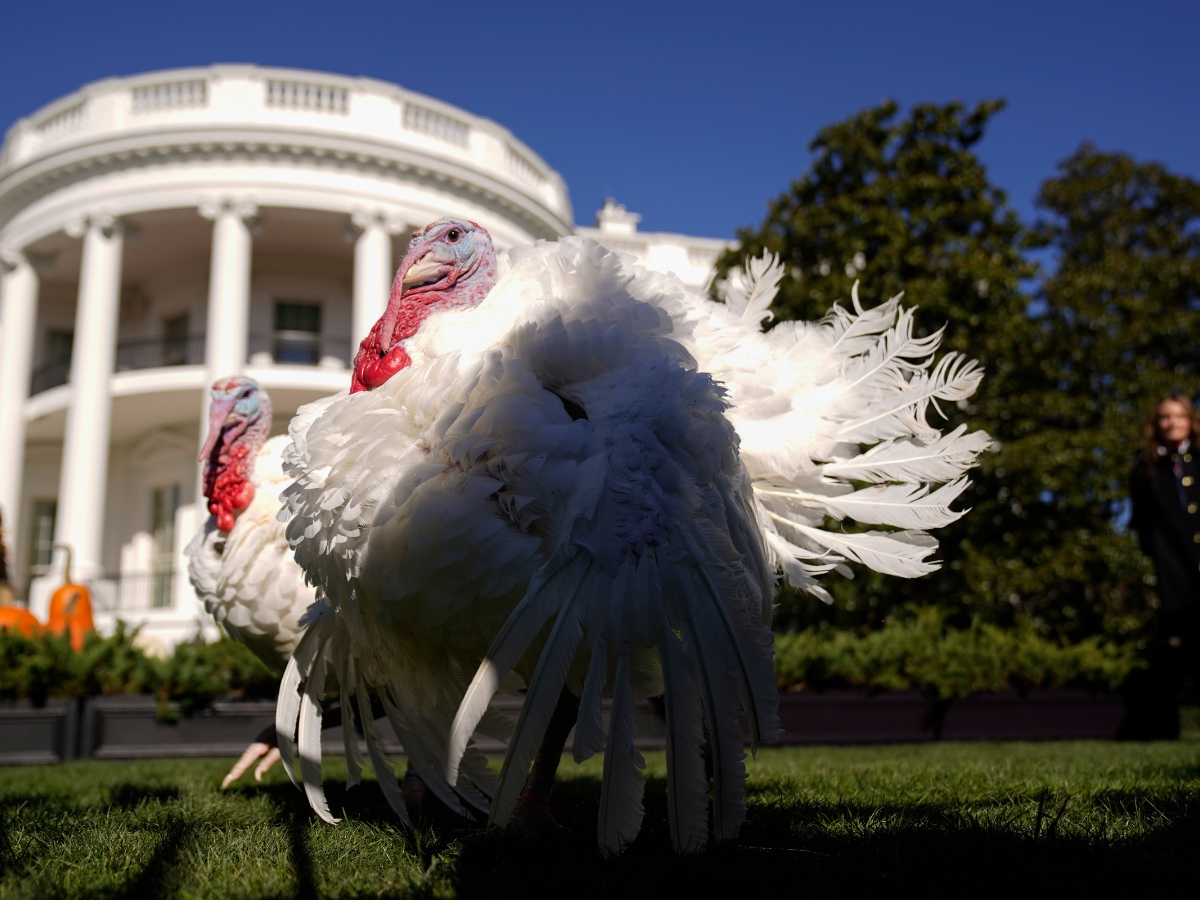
[187,376,316,787]
[277,218,990,854]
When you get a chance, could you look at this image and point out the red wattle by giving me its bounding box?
[351,283,492,392]
[205,441,257,533]
[353,344,412,393]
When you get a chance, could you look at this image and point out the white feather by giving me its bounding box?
[597,653,646,856]
[759,477,973,530]
[823,425,992,484]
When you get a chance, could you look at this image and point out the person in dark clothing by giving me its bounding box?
[1124,393,1200,738]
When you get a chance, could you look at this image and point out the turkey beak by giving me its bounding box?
[401,251,443,288]
[199,396,238,462]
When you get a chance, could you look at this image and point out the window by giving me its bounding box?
[163,314,189,366]
[150,484,180,609]
[45,330,73,366]
[273,302,322,365]
[26,498,56,596]
[32,330,74,392]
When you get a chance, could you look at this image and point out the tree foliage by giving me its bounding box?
[716,100,1200,639]
[1019,145,1200,634]
[716,99,1043,633]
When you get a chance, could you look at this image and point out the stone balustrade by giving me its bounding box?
[0,65,571,228]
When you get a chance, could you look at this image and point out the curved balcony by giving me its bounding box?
[30,335,208,395]
[28,331,358,397]
[0,65,573,239]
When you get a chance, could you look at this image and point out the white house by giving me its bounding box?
[0,65,731,653]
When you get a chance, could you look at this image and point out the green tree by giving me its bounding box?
[715,99,1044,632]
[1021,145,1200,635]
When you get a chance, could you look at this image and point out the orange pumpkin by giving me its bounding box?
[47,544,94,651]
[0,604,41,638]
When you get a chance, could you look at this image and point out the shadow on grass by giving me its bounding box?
[420,773,1200,897]
[107,816,193,900]
[286,804,318,900]
[241,773,487,833]
[108,783,183,809]
[216,768,1200,896]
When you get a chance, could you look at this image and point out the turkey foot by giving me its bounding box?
[506,687,580,842]
[222,723,281,787]
[223,700,346,788]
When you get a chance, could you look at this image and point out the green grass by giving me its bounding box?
[2,719,1198,898]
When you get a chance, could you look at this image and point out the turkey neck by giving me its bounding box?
[380,240,496,355]
[204,411,270,533]
[352,246,497,393]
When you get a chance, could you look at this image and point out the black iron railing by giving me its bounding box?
[116,334,207,371]
[29,331,354,396]
[29,335,208,395]
[247,332,353,368]
[29,360,71,394]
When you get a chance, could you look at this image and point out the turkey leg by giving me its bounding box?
[506,686,580,840]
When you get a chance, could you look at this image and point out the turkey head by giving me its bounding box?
[200,376,272,532]
[351,217,498,392]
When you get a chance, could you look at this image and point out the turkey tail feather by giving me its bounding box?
[356,689,412,827]
[487,559,590,827]
[658,623,710,854]
[276,651,303,788]
[572,639,609,763]
[276,619,330,788]
[298,645,338,824]
[377,688,470,817]
[597,653,646,856]
[447,554,588,783]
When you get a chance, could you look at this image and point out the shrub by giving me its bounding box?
[0,624,275,716]
[160,638,276,716]
[773,607,1140,698]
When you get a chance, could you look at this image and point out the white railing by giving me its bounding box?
[35,102,85,140]
[0,66,572,226]
[596,237,649,256]
[688,246,721,267]
[506,143,546,186]
[131,79,208,113]
[402,102,469,147]
[265,79,349,114]
[90,569,175,613]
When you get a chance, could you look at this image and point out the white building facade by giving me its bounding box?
[0,65,730,652]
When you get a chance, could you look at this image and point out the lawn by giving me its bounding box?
[1,717,1198,898]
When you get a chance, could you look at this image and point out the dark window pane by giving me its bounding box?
[274,303,321,333]
[163,314,189,366]
[273,302,321,365]
[25,498,56,596]
[151,484,180,609]
[46,330,73,364]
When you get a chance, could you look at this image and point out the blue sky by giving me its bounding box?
[2,1,1197,239]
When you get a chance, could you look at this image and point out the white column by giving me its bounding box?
[55,215,124,577]
[195,199,257,510]
[350,211,393,345]
[200,199,257,379]
[0,248,39,555]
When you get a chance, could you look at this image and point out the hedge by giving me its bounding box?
[774,607,1140,698]
[0,623,275,716]
[1,610,1141,711]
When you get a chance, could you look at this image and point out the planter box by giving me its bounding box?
[0,690,1126,765]
[776,689,1125,744]
[0,699,79,764]
[80,695,281,759]
[75,693,662,760]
